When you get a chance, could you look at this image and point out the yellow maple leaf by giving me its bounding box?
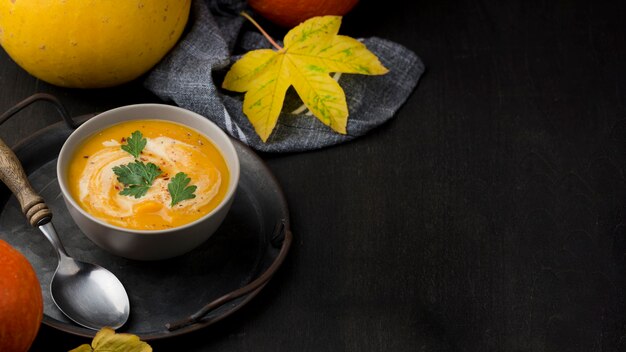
[68,327,152,352]
[222,15,389,142]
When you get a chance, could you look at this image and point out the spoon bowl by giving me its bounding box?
[38,221,130,330]
[51,254,129,329]
[0,138,130,330]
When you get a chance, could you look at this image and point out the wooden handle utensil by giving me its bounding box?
[0,138,51,226]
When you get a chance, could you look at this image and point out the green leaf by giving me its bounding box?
[113,160,162,199]
[135,161,161,185]
[121,130,147,158]
[112,164,145,186]
[119,185,151,199]
[168,172,197,206]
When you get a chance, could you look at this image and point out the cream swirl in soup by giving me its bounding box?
[68,120,230,230]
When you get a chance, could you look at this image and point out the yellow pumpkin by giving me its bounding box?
[0,0,191,88]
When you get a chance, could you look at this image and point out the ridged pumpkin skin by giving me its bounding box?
[0,0,191,88]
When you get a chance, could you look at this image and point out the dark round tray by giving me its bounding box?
[0,95,292,340]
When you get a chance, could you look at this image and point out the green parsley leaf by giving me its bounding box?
[119,185,151,199]
[113,161,162,199]
[134,161,161,185]
[121,130,147,159]
[168,172,197,206]
[112,164,145,186]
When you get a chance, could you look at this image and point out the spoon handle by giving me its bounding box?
[0,138,51,226]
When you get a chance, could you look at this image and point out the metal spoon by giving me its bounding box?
[0,138,130,330]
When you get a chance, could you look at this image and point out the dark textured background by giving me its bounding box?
[0,0,624,350]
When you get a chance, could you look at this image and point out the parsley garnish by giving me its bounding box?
[113,161,162,199]
[168,172,197,206]
[121,130,147,159]
[113,131,197,205]
[119,184,151,199]
[114,131,160,199]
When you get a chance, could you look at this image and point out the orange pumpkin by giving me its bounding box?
[0,239,43,352]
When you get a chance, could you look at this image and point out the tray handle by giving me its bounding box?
[0,93,79,130]
[165,219,293,331]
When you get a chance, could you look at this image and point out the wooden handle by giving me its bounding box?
[0,138,51,226]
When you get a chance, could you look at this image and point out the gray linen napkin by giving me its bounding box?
[145,0,425,152]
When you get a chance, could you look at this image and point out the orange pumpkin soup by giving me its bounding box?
[67,120,230,230]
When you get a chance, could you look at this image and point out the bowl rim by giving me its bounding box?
[56,103,240,236]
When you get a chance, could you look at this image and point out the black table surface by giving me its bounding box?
[1,0,625,351]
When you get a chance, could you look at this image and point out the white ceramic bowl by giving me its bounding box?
[57,104,240,260]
